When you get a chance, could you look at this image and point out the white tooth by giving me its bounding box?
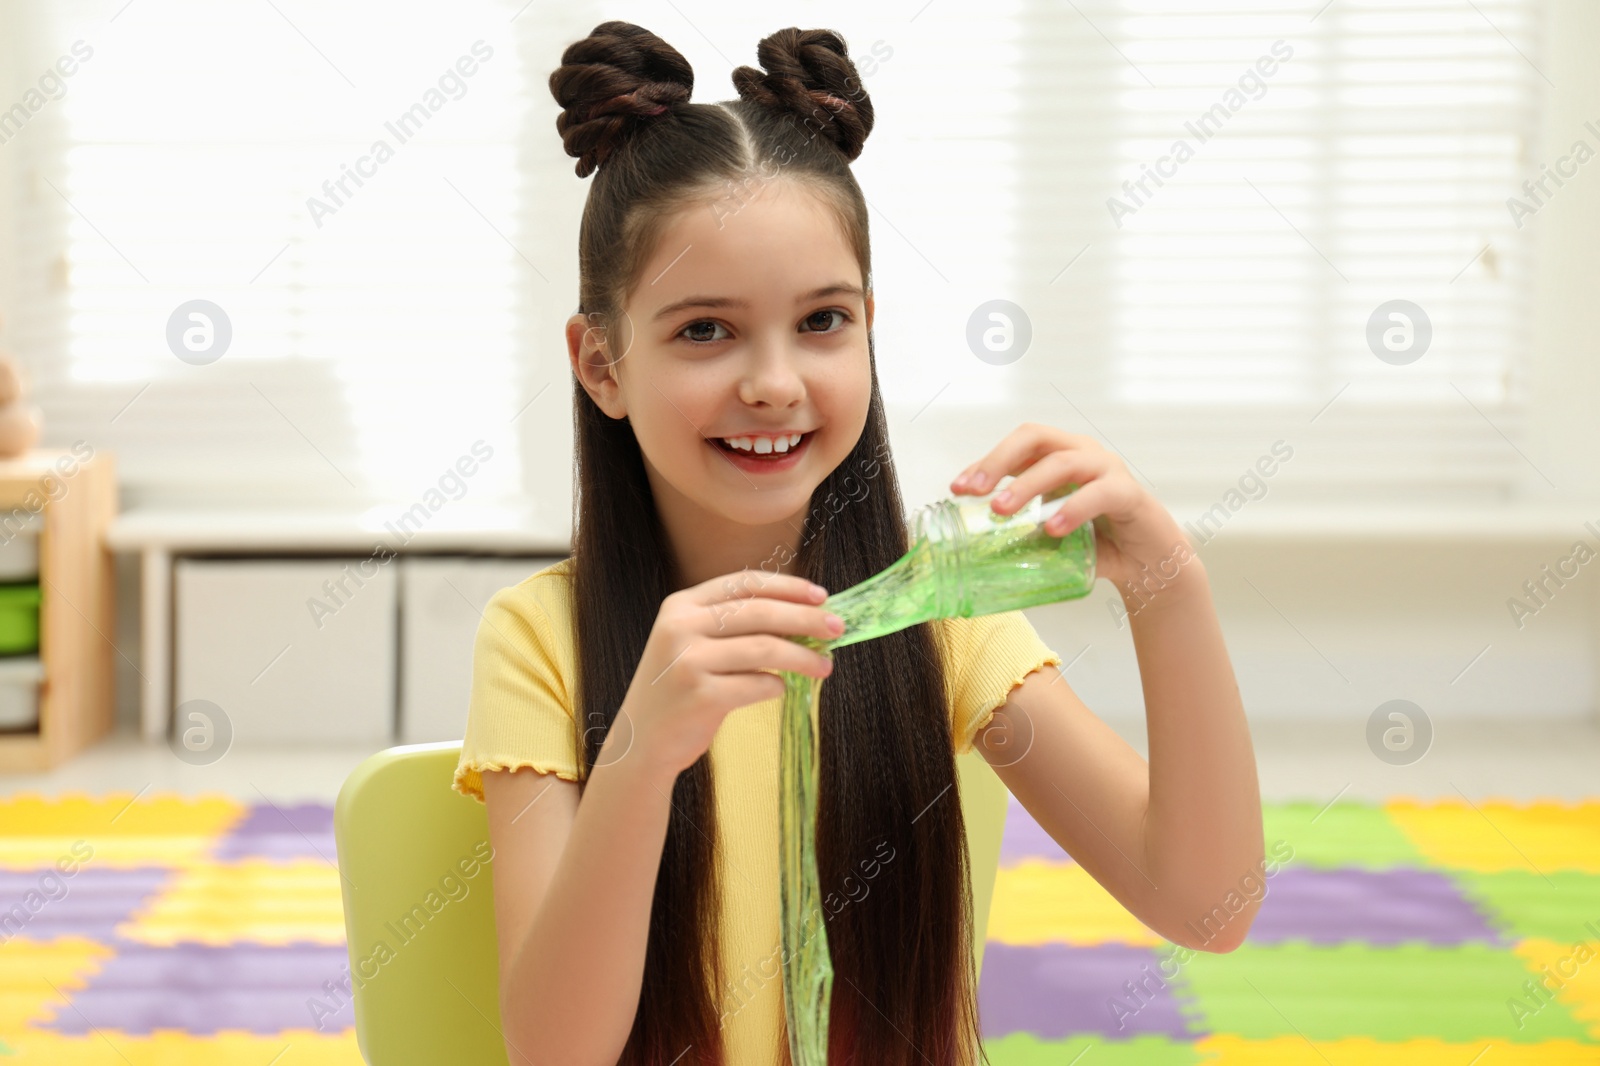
[754,436,773,454]
[789,433,802,447]
[773,436,790,453]
[732,437,752,451]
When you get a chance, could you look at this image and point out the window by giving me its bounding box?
[6,0,540,506]
[2,0,1549,509]
[871,0,1546,502]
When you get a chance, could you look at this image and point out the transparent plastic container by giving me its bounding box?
[778,484,1096,1066]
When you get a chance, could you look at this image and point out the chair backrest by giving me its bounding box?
[334,741,1010,1066]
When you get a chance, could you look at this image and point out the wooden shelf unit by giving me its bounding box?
[0,449,116,772]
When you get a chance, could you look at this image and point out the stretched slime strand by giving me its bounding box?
[776,488,1095,1066]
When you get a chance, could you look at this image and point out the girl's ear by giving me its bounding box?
[567,311,628,419]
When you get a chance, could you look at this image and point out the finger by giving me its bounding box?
[950,424,1094,495]
[712,672,788,709]
[1040,477,1123,536]
[690,569,827,608]
[704,596,843,642]
[989,448,1113,517]
[950,424,1054,494]
[706,635,834,679]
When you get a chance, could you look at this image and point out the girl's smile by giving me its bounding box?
[707,428,819,473]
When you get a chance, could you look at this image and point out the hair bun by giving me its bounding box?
[731,27,874,162]
[549,21,694,178]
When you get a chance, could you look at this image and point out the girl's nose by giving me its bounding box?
[737,342,806,408]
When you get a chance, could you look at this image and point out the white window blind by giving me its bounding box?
[2,1,1548,509]
[861,0,1549,504]
[5,0,553,507]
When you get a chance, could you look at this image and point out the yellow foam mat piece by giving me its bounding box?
[0,1030,362,1064]
[119,859,346,946]
[0,838,221,869]
[0,794,244,869]
[0,794,244,835]
[988,859,1165,946]
[1385,799,1600,874]
[1512,938,1600,1040]
[1195,1035,1600,1064]
[0,936,112,1031]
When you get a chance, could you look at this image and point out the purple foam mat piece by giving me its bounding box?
[978,941,1203,1040]
[998,798,1074,866]
[42,942,355,1036]
[211,802,337,862]
[0,867,172,942]
[1243,867,1507,946]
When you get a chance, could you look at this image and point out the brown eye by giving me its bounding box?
[803,309,848,333]
[681,320,728,345]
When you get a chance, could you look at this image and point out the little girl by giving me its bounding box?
[453,20,1263,1066]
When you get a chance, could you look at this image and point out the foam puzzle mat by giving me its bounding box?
[1,793,1598,1063]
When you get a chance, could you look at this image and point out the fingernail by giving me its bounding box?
[993,490,1012,507]
[826,613,844,633]
[810,583,828,599]
[971,471,989,490]
[953,472,970,490]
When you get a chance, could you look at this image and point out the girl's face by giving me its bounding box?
[571,178,874,550]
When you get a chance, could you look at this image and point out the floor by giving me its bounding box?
[4,717,1599,1063]
[9,714,1600,803]
[2,739,1598,1064]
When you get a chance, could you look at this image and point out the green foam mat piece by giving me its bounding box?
[1452,870,1600,943]
[1178,942,1591,1042]
[984,1033,1202,1064]
[1261,801,1425,869]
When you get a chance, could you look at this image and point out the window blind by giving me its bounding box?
[1,0,1547,509]
[864,0,1548,503]
[5,0,550,507]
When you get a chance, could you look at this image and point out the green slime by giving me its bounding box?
[776,491,1096,1066]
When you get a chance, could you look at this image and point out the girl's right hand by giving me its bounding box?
[616,571,843,783]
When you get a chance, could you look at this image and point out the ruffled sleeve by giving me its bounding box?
[935,611,1062,756]
[452,579,581,803]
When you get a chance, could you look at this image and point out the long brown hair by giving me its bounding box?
[551,22,984,1065]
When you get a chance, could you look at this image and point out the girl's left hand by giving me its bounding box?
[949,422,1194,591]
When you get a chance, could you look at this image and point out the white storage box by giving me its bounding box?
[399,556,563,743]
[0,513,40,582]
[0,656,44,731]
[175,558,397,745]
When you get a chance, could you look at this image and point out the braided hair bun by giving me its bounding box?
[731,27,875,162]
[549,21,693,178]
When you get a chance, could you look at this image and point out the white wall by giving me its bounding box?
[1527,0,1600,500]
[1025,536,1597,728]
[0,19,15,340]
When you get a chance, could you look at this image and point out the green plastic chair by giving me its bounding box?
[334,740,1011,1066]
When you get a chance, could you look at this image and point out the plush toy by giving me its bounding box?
[0,353,41,459]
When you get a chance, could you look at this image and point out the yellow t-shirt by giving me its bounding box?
[453,557,1061,1065]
